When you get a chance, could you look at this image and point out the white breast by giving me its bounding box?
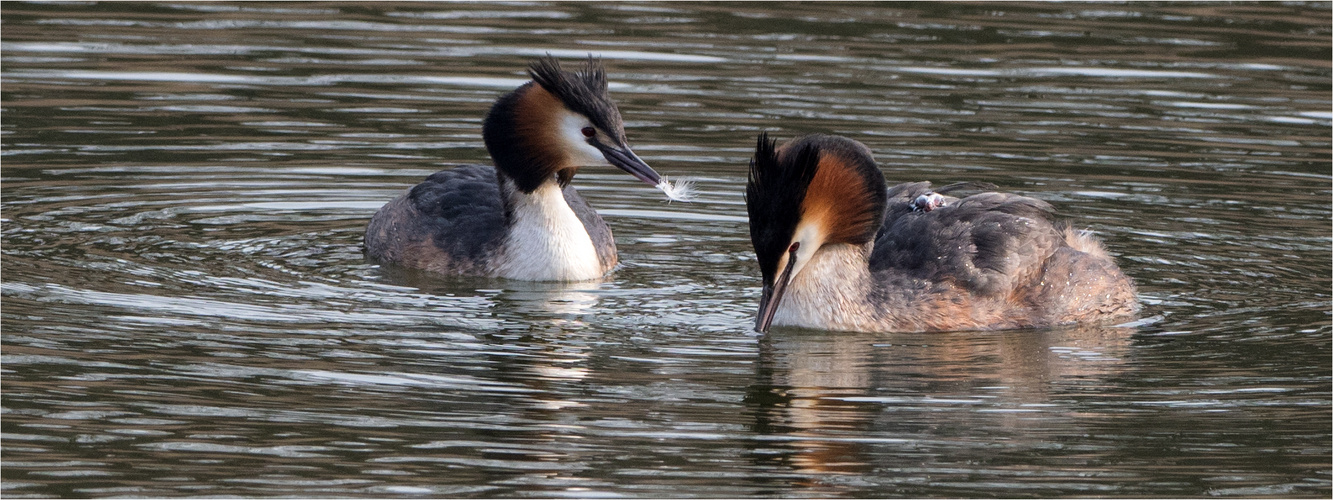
[492,181,605,281]
[771,244,876,331]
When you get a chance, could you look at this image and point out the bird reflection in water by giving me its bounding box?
[744,325,1136,487]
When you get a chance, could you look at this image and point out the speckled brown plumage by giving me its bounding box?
[747,133,1139,333]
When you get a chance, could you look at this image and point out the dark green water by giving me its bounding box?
[3,2,1329,497]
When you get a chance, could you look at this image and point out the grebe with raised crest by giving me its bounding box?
[365,56,691,281]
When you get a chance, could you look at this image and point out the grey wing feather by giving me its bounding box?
[872,184,1061,296]
[364,164,507,272]
[408,165,507,263]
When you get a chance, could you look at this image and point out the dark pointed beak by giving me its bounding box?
[594,141,662,187]
[755,247,800,333]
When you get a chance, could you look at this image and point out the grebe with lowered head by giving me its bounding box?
[365,56,692,281]
[746,133,1138,333]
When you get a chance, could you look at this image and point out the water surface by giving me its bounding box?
[3,2,1330,497]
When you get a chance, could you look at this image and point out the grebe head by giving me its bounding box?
[746,133,887,333]
[482,55,667,194]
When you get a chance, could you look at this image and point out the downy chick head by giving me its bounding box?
[483,55,666,194]
[746,133,887,332]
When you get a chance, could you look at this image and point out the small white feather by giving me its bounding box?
[655,176,696,202]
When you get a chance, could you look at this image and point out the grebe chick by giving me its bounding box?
[365,56,690,281]
[746,133,1138,333]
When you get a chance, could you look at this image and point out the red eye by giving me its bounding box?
[581,127,595,138]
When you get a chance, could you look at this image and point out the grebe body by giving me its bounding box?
[747,133,1138,333]
[365,56,686,281]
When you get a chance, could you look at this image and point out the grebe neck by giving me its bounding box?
[771,243,878,331]
[491,175,603,281]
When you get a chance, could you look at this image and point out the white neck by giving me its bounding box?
[771,243,879,332]
[491,178,605,281]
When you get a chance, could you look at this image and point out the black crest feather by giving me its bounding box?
[484,55,628,193]
[746,132,820,286]
[527,55,623,141]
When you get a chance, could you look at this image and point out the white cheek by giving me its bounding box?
[787,222,826,283]
[559,112,609,166]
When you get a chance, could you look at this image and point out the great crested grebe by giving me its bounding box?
[365,56,691,281]
[746,133,1138,333]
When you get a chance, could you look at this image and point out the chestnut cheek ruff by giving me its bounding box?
[514,85,570,189]
[799,150,887,247]
[483,83,568,194]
